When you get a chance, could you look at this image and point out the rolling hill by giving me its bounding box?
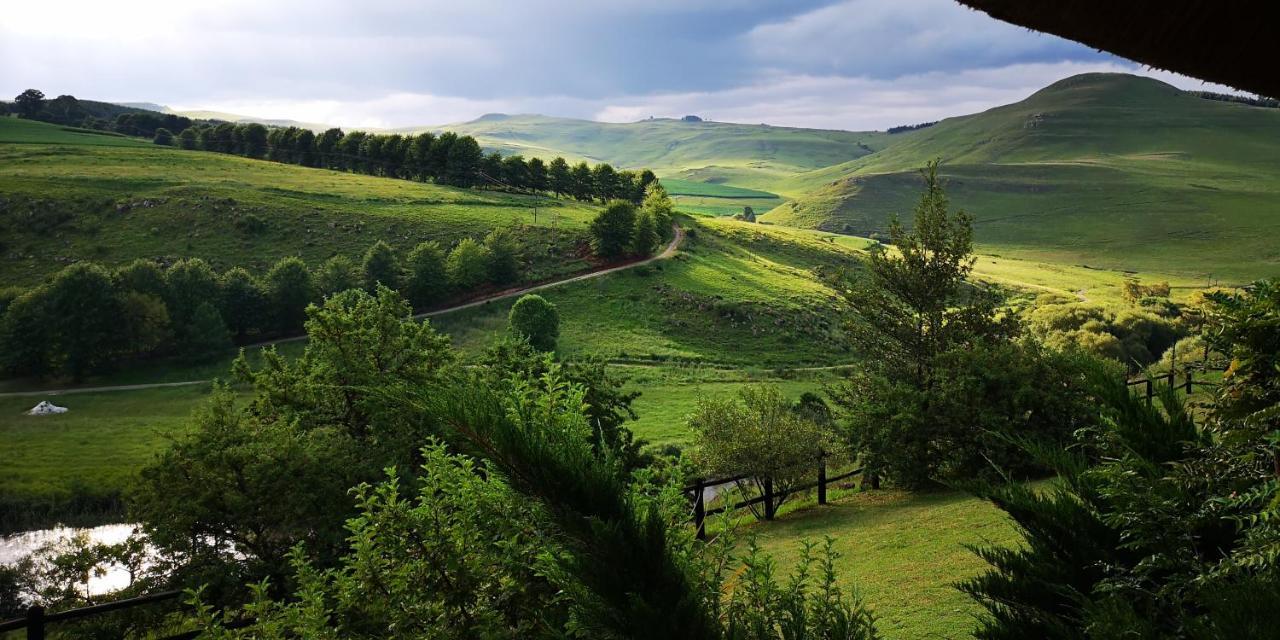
[409,114,894,196]
[0,117,599,287]
[764,73,1280,280]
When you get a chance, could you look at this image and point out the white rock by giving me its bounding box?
[27,401,68,415]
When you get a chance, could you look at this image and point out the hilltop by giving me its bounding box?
[765,73,1280,279]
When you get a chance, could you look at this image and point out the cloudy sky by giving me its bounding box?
[1,0,1237,130]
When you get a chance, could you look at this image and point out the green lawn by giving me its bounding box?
[742,489,1020,639]
[0,384,216,530]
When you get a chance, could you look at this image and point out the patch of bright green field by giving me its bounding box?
[660,179,780,200]
[0,384,217,531]
[0,117,152,147]
[732,489,1019,639]
[0,117,599,287]
[766,74,1280,281]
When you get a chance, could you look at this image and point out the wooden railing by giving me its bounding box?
[683,457,861,540]
[0,590,252,640]
[1126,369,1212,404]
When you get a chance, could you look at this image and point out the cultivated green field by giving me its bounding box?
[0,117,599,287]
[765,74,1280,280]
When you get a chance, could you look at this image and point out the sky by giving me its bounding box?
[0,0,1241,131]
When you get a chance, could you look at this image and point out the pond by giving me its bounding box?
[0,523,141,596]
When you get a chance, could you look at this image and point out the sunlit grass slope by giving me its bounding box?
[0,117,600,286]
[432,216,861,367]
[766,73,1280,280]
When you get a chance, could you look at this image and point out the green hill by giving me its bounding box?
[765,73,1280,280]
[0,117,600,287]
[409,114,893,196]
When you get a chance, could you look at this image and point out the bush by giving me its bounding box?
[631,208,659,256]
[589,200,636,258]
[265,256,315,333]
[183,302,231,360]
[152,128,174,145]
[507,294,559,352]
[446,237,490,290]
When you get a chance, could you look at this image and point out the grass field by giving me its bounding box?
[743,489,1020,639]
[765,74,1280,281]
[0,117,600,287]
[0,384,217,531]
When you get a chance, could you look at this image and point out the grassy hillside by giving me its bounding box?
[415,114,893,196]
[432,216,861,367]
[0,117,600,287]
[766,74,1280,280]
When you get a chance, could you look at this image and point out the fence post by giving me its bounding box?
[693,478,706,541]
[817,455,828,506]
[27,605,44,640]
[1185,370,1193,395]
[763,477,775,521]
[1168,371,1175,391]
[1145,379,1153,405]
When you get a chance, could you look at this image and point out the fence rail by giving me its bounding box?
[683,457,861,540]
[1126,369,1215,404]
[0,590,253,640]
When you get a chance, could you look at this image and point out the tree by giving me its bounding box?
[548,156,571,197]
[238,123,269,158]
[642,183,675,240]
[152,128,174,146]
[689,386,842,520]
[631,208,659,257]
[446,135,482,186]
[219,267,268,340]
[315,128,344,168]
[362,240,401,292]
[405,241,448,308]
[527,157,548,192]
[164,258,222,340]
[591,163,618,201]
[44,264,123,380]
[736,206,756,222]
[501,154,530,189]
[508,294,559,352]
[0,288,51,377]
[483,227,520,284]
[176,128,198,150]
[828,161,1017,488]
[313,255,361,298]
[115,259,168,299]
[118,291,172,358]
[265,256,315,333]
[446,238,491,290]
[570,162,594,201]
[589,200,636,258]
[14,89,45,118]
[183,302,232,361]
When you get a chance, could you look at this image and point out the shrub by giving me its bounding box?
[183,302,231,360]
[265,256,315,333]
[631,208,659,257]
[219,267,268,339]
[507,294,559,352]
[152,128,174,145]
[446,237,490,290]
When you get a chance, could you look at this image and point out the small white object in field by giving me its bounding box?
[27,401,68,415]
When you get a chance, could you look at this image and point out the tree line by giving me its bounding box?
[0,230,524,381]
[8,89,660,203]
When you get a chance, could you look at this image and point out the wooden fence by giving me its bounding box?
[684,457,861,540]
[1126,369,1210,404]
[0,590,252,640]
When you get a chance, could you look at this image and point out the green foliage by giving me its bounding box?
[508,294,559,352]
[404,240,447,308]
[118,291,173,358]
[1028,300,1185,369]
[483,227,521,284]
[164,258,222,332]
[590,200,637,258]
[446,237,491,290]
[690,385,842,519]
[312,255,361,299]
[132,287,456,587]
[360,240,401,292]
[45,263,125,380]
[963,282,1280,637]
[218,267,268,339]
[264,256,315,333]
[152,127,174,146]
[830,162,1017,488]
[631,208,660,257]
[183,302,231,361]
[642,183,675,239]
